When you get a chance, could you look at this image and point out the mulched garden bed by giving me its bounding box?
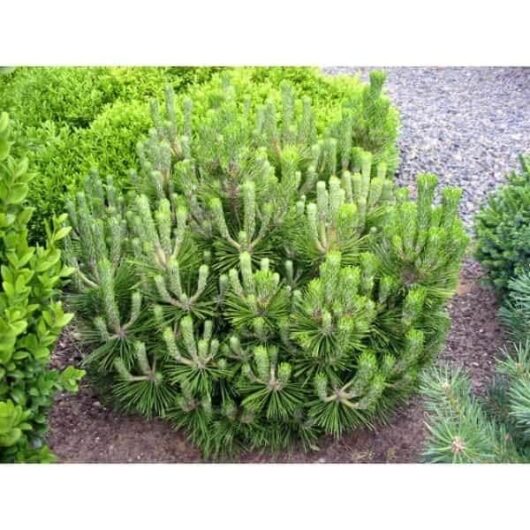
[47,259,503,463]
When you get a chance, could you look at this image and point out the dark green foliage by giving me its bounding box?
[65,79,459,458]
[499,268,530,343]
[421,366,516,463]
[0,113,84,463]
[475,155,530,293]
[423,153,530,463]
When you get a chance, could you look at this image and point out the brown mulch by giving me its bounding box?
[47,259,504,463]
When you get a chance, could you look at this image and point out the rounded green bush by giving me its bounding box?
[0,67,221,130]
[76,99,152,186]
[475,155,530,293]
[1,67,120,128]
[0,67,222,241]
[64,82,465,458]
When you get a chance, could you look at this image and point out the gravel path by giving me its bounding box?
[325,67,530,228]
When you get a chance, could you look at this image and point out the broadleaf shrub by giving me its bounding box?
[475,155,530,293]
[1,67,119,129]
[0,112,84,463]
[0,67,223,242]
[64,81,465,457]
[0,67,221,130]
[75,99,153,184]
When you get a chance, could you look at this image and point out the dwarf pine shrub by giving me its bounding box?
[63,80,465,457]
[0,113,84,463]
[475,155,530,294]
[186,68,399,172]
[421,364,520,463]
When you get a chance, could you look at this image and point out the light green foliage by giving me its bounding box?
[76,99,153,183]
[15,99,153,239]
[14,122,80,239]
[186,68,399,172]
[0,67,213,129]
[0,67,222,242]
[65,82,464,457]
[1,67,119,128]
[0,113,84,463]
[475,155,530,293]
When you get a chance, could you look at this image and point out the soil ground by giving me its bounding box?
[47,259,504,463]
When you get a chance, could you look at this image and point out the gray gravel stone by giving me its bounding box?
[323,67,530,230]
